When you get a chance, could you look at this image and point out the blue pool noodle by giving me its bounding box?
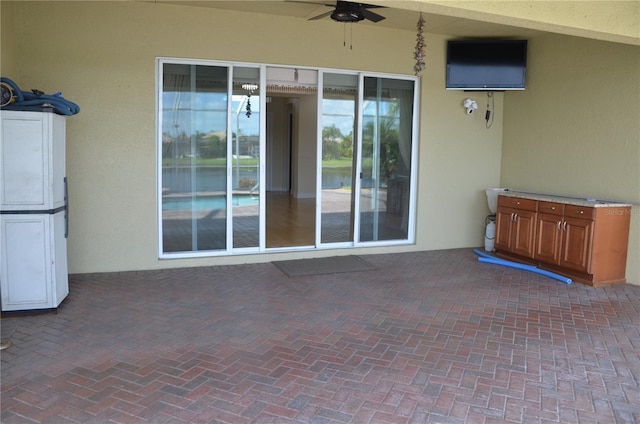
[473,249,496,260]
[473,249,572,284]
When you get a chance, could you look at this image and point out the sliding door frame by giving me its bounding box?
[157,58,418,259]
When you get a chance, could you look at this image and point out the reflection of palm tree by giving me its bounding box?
[206,134,224,158]
[322,124,343,160]
[363,113,399,179]
[339,132,353,159]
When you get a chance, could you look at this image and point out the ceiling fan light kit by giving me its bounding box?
[331,1,384,23]
[331,9,362,22]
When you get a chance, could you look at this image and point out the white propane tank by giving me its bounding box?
[484,219,496,252]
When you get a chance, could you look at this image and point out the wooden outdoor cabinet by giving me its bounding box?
[496,193,631,286]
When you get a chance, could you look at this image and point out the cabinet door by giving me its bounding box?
[535,213,562,264]
[0,213,67,311]
[0,111,66,211]
[535,214,563,265]
[561,216,593,273]
[495,208,514,252]
[1,215,52,310]
[511,209,537,258]
[1,114,48,208]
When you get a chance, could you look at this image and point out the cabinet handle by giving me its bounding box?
[573,210,584,214]
[512,201,520,205]
[563,221,567,231]
[64,177,69,238]
[545,206,556,210]
[513,213,518,222]
[557,221,562,231]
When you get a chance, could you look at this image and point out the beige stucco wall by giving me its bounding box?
[0,2,18,77]
[1,1,503,274]
[502,34,640,285]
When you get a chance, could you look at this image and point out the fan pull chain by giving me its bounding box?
[342,23,353,49]
[343,23,346,47]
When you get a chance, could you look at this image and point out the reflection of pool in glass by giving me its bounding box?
[163,194,259,211]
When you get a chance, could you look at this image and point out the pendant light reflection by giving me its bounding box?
[241,83,258,118]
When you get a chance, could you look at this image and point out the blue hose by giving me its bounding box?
[473,249,572,284]
[1,77,79,115]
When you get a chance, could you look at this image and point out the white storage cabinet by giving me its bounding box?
[0,110,69,311]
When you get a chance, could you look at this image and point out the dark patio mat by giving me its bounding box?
[272,255,376,277]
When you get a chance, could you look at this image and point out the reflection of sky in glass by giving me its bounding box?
[163,94,399,139]
[162,92,261,137]
[323,99,355,136]
[363,99,395,115]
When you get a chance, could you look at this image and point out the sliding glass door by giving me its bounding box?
[160,63,229,253]
[232,67,261,249]
[159,59,417,257]
[159,61,263,255]
[320,73,358,244]
[358,76,415,243]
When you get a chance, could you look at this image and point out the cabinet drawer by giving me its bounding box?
[538,201,564,216]
[565,205,595,220]
[497,195,537,212]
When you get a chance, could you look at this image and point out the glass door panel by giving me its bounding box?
[359,77,414,242]
[161,63,228,253]
[232,67,261,249]
[320,73,357,244]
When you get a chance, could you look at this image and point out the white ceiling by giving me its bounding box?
[156,1,544,39]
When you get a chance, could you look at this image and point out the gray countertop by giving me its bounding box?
[499,191,632,208]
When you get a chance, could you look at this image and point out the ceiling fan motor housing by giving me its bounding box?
[331,2,364,22]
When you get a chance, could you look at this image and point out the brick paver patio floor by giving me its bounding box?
[1,248,639,423]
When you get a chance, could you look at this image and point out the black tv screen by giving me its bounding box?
[446,39,527,90]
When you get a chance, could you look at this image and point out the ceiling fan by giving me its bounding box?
[291,1,386,23]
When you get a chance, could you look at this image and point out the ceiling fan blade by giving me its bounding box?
[359,2,385,8]
[284,0,335,20]
[309,10,333,20]
[285,1,334,6]
[360,7,385,22]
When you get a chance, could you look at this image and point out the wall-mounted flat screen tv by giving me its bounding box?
[446,39,528,91]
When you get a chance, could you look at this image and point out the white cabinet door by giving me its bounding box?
[0,111,66,210]
[2,215,48,310]
[0,213,68,311]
